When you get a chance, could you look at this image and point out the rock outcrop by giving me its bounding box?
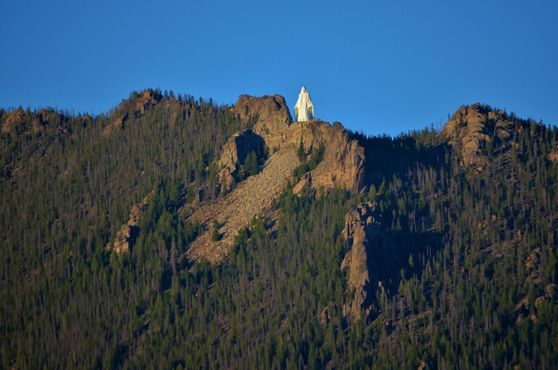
[294,121,365,193]
[2,108,25,134]
[1,108,72,135]
[342,202,376,320]
[231,94,292,135]
[341,202,397,320]
[441,103,516,172]
[187,94,366,263]
[102,89,164,135]
[216,129,266,193]
[231,95,365,193]
[133,89,163,117]
[106,192,152,255]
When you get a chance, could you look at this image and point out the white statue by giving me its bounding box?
[294,86,315,122]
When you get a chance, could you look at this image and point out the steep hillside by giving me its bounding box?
[182,95,365,263]
[186,148,300,263]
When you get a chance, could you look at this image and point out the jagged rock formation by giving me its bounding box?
[232,95,365,193]
[106,192,153,255]
[216,129,266,193]
[341,202,398,320]
[341,202,376,320]
[341,205,374,320]
[231,94,292,134]
[294,86,315,122]
[293,121,365,193]
[441,103,516,172]
[103,89,164,135]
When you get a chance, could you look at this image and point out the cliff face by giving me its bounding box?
[341,202,376,320]
[441,103,516,172]
[295,121,365,193]
[231,94,292,134]
[341,202,398,320]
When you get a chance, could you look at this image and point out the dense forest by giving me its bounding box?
[1,90,557,369]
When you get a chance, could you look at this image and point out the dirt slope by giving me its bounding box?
[186,147,300,263]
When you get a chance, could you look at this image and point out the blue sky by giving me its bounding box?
[1,0,557,136]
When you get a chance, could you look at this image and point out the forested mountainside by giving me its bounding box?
[1,90,557,369]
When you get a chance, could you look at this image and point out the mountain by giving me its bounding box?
[1,90,557,369]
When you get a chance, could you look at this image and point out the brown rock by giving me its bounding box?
[111,224,136,255]
[216,129,266,193]
[525,248,541,271]
[341,202,378,320]
[233,95,365,193]
[189,94,366,264]
[134,89,162,117]
[2,107,25,134]
[441,103,515,172]
[231,94,292,136]
[293,174,311,195]
[107,192,153,255]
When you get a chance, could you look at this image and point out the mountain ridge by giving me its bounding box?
[1,89,557,369]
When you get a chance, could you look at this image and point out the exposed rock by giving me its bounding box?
[441,103,515,172]
[294,86,315,122]
[304,122,365,193]
[2,108,73,137]
[525,248,541,271]
[232,95,365,193]
[31,109,70,134]
[231,94,292,136]
[107,192,153,255]
[216,129,266,193]
[341,202,378,320]
[187,148,300,263]
[293,174,311,195]
[110,224,136,255]
[2,108,25,134]
[102,89,163,136]
[549,150,558,163]
[341,201,398,320]
[134,89,163,117]
[189,94,366,263]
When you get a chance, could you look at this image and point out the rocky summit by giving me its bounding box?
[185,93,365,263]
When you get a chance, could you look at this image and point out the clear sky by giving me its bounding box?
[1,0,557,136]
